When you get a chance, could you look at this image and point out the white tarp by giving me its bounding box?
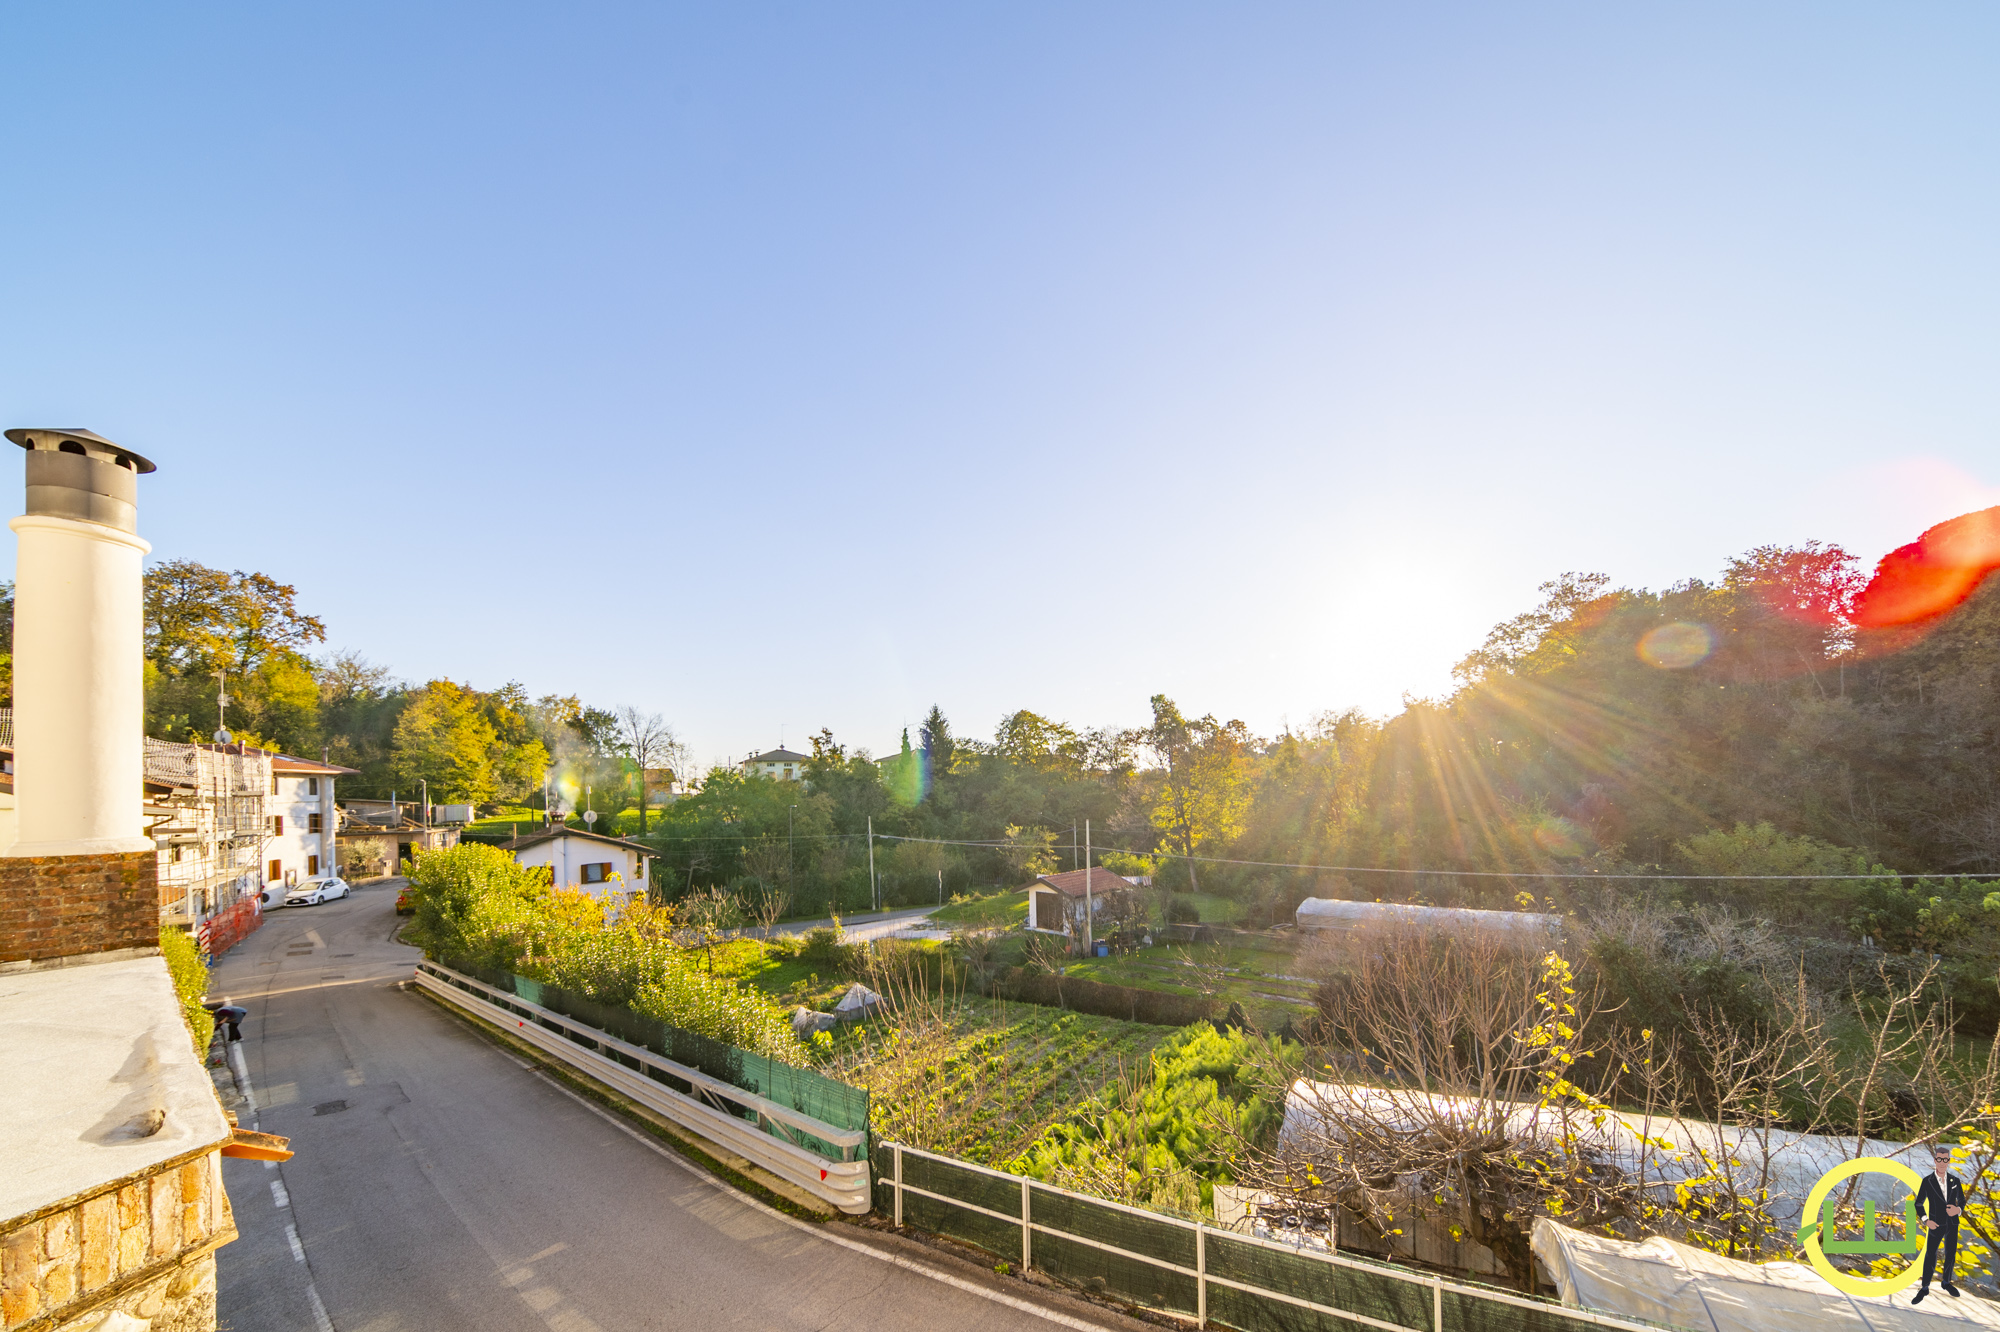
[1293,897,1560,935]
[1533,1218,2000,1331]
[1282,1081,1931,1233]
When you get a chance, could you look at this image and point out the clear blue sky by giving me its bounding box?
[5,4,1997,768]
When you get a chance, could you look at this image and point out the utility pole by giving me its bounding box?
[1072,821,1078,872]
[938,867,944,906]
[867,816,877,913]
[788,804,797,888]
[1084,818,1093,957]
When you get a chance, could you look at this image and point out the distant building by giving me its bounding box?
[643,766,683,804]
[739,747,810,781]
[500,826,654,901]
[336,800,461,880]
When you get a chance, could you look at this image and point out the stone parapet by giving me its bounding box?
[0,852,157,967]
[0,1148,232,1331]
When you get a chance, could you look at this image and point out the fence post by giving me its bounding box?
[1432,1271,1442,1332]
[1196,1222,1206,1328]
[893,1143,904,1228]
[1021,1177,1032,1273]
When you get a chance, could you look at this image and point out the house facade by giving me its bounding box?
[501,826,654,901]
[739,747,809,781]
[266,753,358,885]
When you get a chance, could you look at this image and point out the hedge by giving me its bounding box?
[993,968,1221,1027]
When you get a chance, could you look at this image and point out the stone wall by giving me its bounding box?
[0,852,157,967]
[0,1149,232,1332]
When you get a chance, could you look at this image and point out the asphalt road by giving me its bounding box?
[209,882,1119,1332]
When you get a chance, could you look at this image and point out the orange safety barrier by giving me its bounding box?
[197,895,264,961]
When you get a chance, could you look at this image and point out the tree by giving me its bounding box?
[615,706,684,833]
[142,560,329,751]
[391,681,499,803]
[1142,695,1253,892]
[919,705,955,778]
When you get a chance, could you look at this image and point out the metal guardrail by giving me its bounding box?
[878,1139,1689,1332]
[414,961,872,1214]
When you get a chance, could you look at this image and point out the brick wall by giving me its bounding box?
[0,1149,232,1331]
[0,852,158,965]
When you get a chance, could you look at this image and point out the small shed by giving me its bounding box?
[1026,868,1138,933]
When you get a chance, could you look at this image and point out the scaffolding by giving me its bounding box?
[145,737,271,925]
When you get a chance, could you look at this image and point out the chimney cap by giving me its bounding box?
[6,428,156,474]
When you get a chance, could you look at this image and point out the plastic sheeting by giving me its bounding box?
[1533,1219,2000,1331]
[1293,897,1560,935]
[1283,1080,1931,1233]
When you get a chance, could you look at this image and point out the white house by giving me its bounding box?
[502,826,653,901]
[265,752,358,885]
[739,747,809,781]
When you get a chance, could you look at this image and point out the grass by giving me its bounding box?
[931,889,1030,928]
[1064,939,1315,1030]
[1176,891,1247,925]
[715,938,858,1011]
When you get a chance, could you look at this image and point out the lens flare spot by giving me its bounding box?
[1853,506,2000,629]
[1637,622,1714,670]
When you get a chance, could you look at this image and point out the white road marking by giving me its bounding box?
[272,1180,290,1208]
[306,929,326,949]
[286,1223,306,1262]
[306,1280,335,1332]
[535,1074,1113,1330]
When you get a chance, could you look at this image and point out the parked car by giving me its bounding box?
[395,884,417,915]
[284,876,352,907]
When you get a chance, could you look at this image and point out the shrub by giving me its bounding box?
[160,925,213,1053]
[1009,1024,1298,1213]
[996,969,1221,1027]
[1165,896,1200,925]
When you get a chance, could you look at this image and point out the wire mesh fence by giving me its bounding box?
[875,1140,1691,1332]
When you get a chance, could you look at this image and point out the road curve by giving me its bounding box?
[209,882,1119,1331]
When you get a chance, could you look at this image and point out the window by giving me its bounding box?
[308,855,319,876]
[268,860,282,882]
[307,777,319,796]
[272,815,284,836]
[580,862,613,885]
[308,813,322,833]
[270,774,279,795]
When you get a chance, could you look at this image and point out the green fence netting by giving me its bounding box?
[1206,1230,1434,1331]
[875,1143,1685,1332]
[425,958,869,1156]
[1025,1182,1201,1316]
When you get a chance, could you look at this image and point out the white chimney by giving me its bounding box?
[4,428,155,857]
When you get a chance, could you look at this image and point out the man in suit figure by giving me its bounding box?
[1912,1144,1965,1304]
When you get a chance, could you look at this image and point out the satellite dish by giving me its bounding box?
[583,810,597,827]
[213,728,233,744]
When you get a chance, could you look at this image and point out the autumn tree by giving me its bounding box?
[1143,695,1253,891]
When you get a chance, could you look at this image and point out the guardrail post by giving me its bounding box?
[1196,1221,1206,1328]
[1021,1177,1032,1273]
[894,1143,904,1228]
[1432,1271,1442,1332]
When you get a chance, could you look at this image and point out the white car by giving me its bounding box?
[283,877,352,907]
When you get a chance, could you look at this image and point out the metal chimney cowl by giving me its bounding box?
[4,428,156,858]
